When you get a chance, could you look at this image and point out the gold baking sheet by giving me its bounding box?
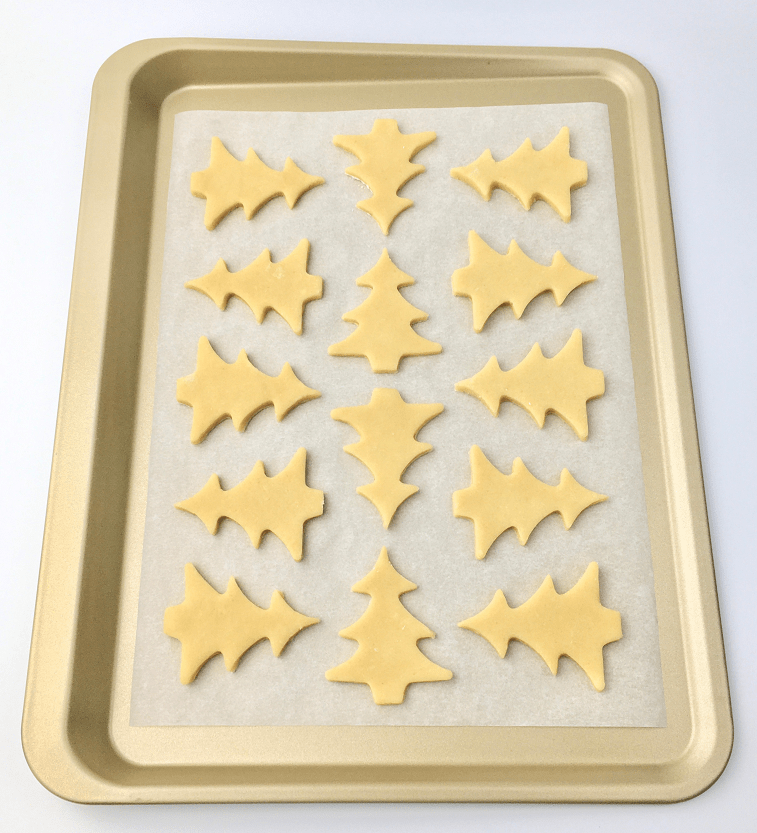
[22,39,731,802]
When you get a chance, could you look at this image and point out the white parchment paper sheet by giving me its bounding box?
[130,104,666,727]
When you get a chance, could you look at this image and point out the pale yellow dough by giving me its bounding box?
[325,547,453,704]
[164,564,319,684]
[333,118,436,234]
[332,388,443,528]
[450,127,587,222]
[190,137,324,230]
[175,448,323,561]
[452,231,596,331]
[456,329,604,440]
[453,446,607,558]
[328,249,441,373]
[459,562,622,691]
[177,337,320,444]
[185,239,322,335]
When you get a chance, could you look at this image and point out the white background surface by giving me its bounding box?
[2,0,754,830]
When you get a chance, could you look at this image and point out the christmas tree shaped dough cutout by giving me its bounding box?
[333,118,436,234]
[164,564,319,684]
[452,231,596,331]
[185,240,322,334]
[332,388,443,527]
[451,127,587,222]
[177,337,320,444]
[459,562,622,691]
[329,249,441,372]
[326,548,453,704]
[453,447,606,558]
[456,329,604,440]
[175,448,323,561]
[191,137,324,230]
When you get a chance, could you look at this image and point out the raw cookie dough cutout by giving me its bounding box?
[191,137,324,230]
[177,337,320,444]
[459,562,622,691]
[185,239,322,335]
[451,127,587,222]
[333,118,436,234]
[329,249,441,373]
[452,231,596,331]
[175,448,324,561]
[332,388,443,528]
[453,446,607,558]
[164,564,319,684]
[456,329,604,440]
[325,547,453,704]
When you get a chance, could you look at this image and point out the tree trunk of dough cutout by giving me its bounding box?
[326,548,453,704]
[450,126,587,222]
[164,564,319,684]
[459,562,622,691]
[452,231,596,331]
[175,448,323,561]
[328,249,441,373]
[333,118,436,234]
[456,329,604,440]
[453,447,607,559]
[176,337,320,444]
[331,388,443,527]
[185,239,322,335]
[190,136,324,230]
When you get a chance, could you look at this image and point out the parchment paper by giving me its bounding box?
[130,104,666,727]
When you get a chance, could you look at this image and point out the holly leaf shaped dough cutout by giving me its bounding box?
[452,231,596,331]
[185,239,323,334]
[332,388,443,528]
[191,137,324,230]
[328,249,441,373]
[453,446,606,558]
[326,547,453,704]
[456,329,605,440]
[176,337,320,444]
[459,562,622,691]
[333,118,436,234]
[175,448,324,561]
[164,564,319,684]
[451,127,587,222]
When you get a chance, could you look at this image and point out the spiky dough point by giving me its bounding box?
[175,448,324,561]
[185,240,322,334]
[164,564,319,684]
[332,388,443,527]
[328,249,441,373]
[450,127,587,222]
[333,119,436,234]
[455,329,604,440]
[452,231,596,330]
[190,137,324,230]
[459,562,622,691]
[176,337,320,444]
[453,447,606,558]
[325,548,453,704]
